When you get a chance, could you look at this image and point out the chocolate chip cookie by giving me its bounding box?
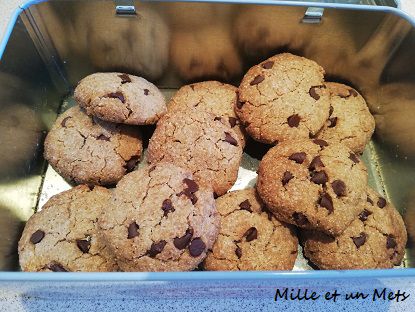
[315,82,375,154]
[147,110,243,196]
[204,189,298,271]
[18,185,118,272]
[301,188,407,269]
[168,81,246,147]
[236,53,330,144]
[74,72,166,125]
[44,106,143,186]
[257,139,368,235]
[99,163,220,271]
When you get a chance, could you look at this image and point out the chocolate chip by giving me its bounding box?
[173,228,194,250]
[250,75,265,85]
[97,134,110,141]
[328,117,338,128]
[309,86,323,100]
[148,240,167,258]
[190,85,195,91]
[124,156,139,173]
[127,222,139,239]
[144,89,149,96]
[236,99,245,109]
[309,156,324,171]
[377,197,387,208]
[367,196,374,205]
[234,246,243,259]
[224,132,238,146]
[349,153,360,164]
[331,180,346,197]
[349,89,358,97]
[239,199,252,212]
[49,262,67,272]
[214,116,222,122]
[289,152,306,164]
[118,74,131,84]
[292,212,309,226]
[358,209,372,222]
[30,230,45,244]
[352,232,367,248]
[386,235,397,249]
[261,61,274,69]
[310,171,328,185]
[76,239,91,253]
[188,238,206,257]
[183,178,199,193]
[228,117,238,128]
[287,114,301,127]
[177,189,198,205]
[244,227,258,242]
[282,171,294,186]
[318,193,334,213]
[313,139,329,147]
[329,106,334,116]
[61,116,71,127]
[161,199,175,217]
[108,92,125,103]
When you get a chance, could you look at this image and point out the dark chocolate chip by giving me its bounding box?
[292,212,309,226]
[328,117,338,128]
[358,209,372,222]
[173,228,194,250]
[108,92,125,103]
[352,232,367,248]
[313,139,329,147]
[250,75,265,86]
[224,132,238,146]
[228,117,238,128]
[144,89,149,96]
[386,235,397,249]
[331,180,346,197]
[76,239,91,253]
[282,171,294,186]
[261,61,274,69]
[367,196,374,205]
[289,152,307,164]
[124,156,139,173]
[244,227,258,242]
[329,106,334,116]
[188,238,206,257]
[183,178,199,193]
[127,222,139,239]
[61,116,71,128]
[161,199,175,217]
[49,262,67,272]
[377,197,387,208]
[309,86,322,100]
[239,199,252,212]
[214,116,222,122]
[349,89,358,97]
[97,134,110,141]
[235,246,242,258]
[148,240,167,258]
[318,193,334,213]
[118,74,131,84]
[177,189,198,205]
[287,114,301,127]
[87,184,95,191]
[309,156,324,171]
[349,153,360,164]
[30,230,45,244]
[310,170,328,185]
[190,85,195,91]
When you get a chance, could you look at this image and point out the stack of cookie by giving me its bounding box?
[18,52,407,272]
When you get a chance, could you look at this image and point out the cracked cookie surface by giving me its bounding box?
[301,187,407,269]
[74,72,166,125]
[99,163,220,271]
[236,53,330,144]
[147,110,243,196]
[44,106,143,186]
[18,185,118,272]
[315,82,375,154]
[204,188,298,271]
[257,139,368,235]
[168,81,246,148]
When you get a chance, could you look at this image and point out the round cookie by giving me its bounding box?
[236,53,330,144]
[18,185,118,272]
[257,138,368,236]
[301,188,407,269]
[74,72,166,125]
[204,189,298,271]
[99,163,220,272]
[147,110,243,196]
[168,81,246,148]
[44,106,143,186]
[315,82,375,154]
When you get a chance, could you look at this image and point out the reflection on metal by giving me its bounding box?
[302,7,324,24]
[115,6,137,16]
